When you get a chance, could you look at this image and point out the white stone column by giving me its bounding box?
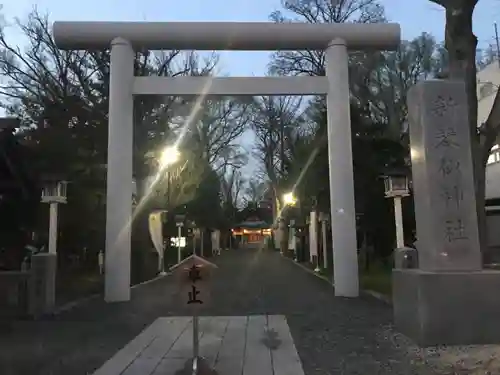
[309,211,318,263]
[325,39,359,297]
[105,37,134,302]
[288,219,295,252]
[48,202,58,255]
[320,213,329,269]
[394,196,405,248]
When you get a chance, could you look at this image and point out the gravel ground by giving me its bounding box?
[1,248,499,375]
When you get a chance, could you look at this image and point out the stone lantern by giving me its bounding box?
[40,175,68,255]
[30,174,68,317]
[382,168,410,199]
[382,167,410,248]
[41,178,68,204]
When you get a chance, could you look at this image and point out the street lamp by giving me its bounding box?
[283,192,297,206]
[158,146,181,271]
[382,167,410,249]
[278,191,297,255]
[158,146,181,207]
[159,146,180,169]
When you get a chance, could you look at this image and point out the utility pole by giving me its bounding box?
[495,22,500,68]
[280,123,285,175]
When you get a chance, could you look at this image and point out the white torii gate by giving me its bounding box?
[53,21,400,302]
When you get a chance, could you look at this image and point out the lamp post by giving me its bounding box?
[159,146,180,204]
[319,212,330,269]
[293,218,307,262]
[41,176,68,255]
[175,214,185,264]
[279,191,297,255]
[157,146,180,271]
[283,192,297,206]
[158,211,167,276]
[187,220,196,256]
[382,168,410,249]
[159,146,180,170]
[160,146,180,214]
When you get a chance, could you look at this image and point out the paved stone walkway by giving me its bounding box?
[0,249,437,375]
[94,315,305,375]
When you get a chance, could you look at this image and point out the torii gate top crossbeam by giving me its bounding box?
[53,22,400,51]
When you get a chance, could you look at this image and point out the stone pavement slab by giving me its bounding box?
[92,315,304,375]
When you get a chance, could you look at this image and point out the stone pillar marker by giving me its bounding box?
[393,79,500,346]
[309,211,319,271]
[409,79,481,271]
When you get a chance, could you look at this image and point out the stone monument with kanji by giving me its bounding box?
[393,79,500,346]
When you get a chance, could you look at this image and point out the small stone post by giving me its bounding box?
[309,211,319,270]
[28,253,57,317]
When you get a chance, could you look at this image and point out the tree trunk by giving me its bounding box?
[475,160,489,262]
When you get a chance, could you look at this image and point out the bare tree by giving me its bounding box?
[250,95,305,216]
[145,149,209,209]
[269,1,444,139]
[175,96,252,172]
[243,178,268,206]
[0,9,217,251]
[269,0,387,111]
[269,0,386,76]
[360,33,444,137]
[0,10,216,182]
[220,166,245,209]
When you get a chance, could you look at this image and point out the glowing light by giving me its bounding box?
[410,147,421,161]
[283,192,297,206]
[159,146,180,169]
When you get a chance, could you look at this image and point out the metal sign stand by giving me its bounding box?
[175,215,185,264]
[192,311,199,375]
[189,263,202,375]
[171,254,217,375]
[177,221,184,264]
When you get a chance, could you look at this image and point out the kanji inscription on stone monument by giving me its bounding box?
[432,104,469,245]
[430,94,458,117]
